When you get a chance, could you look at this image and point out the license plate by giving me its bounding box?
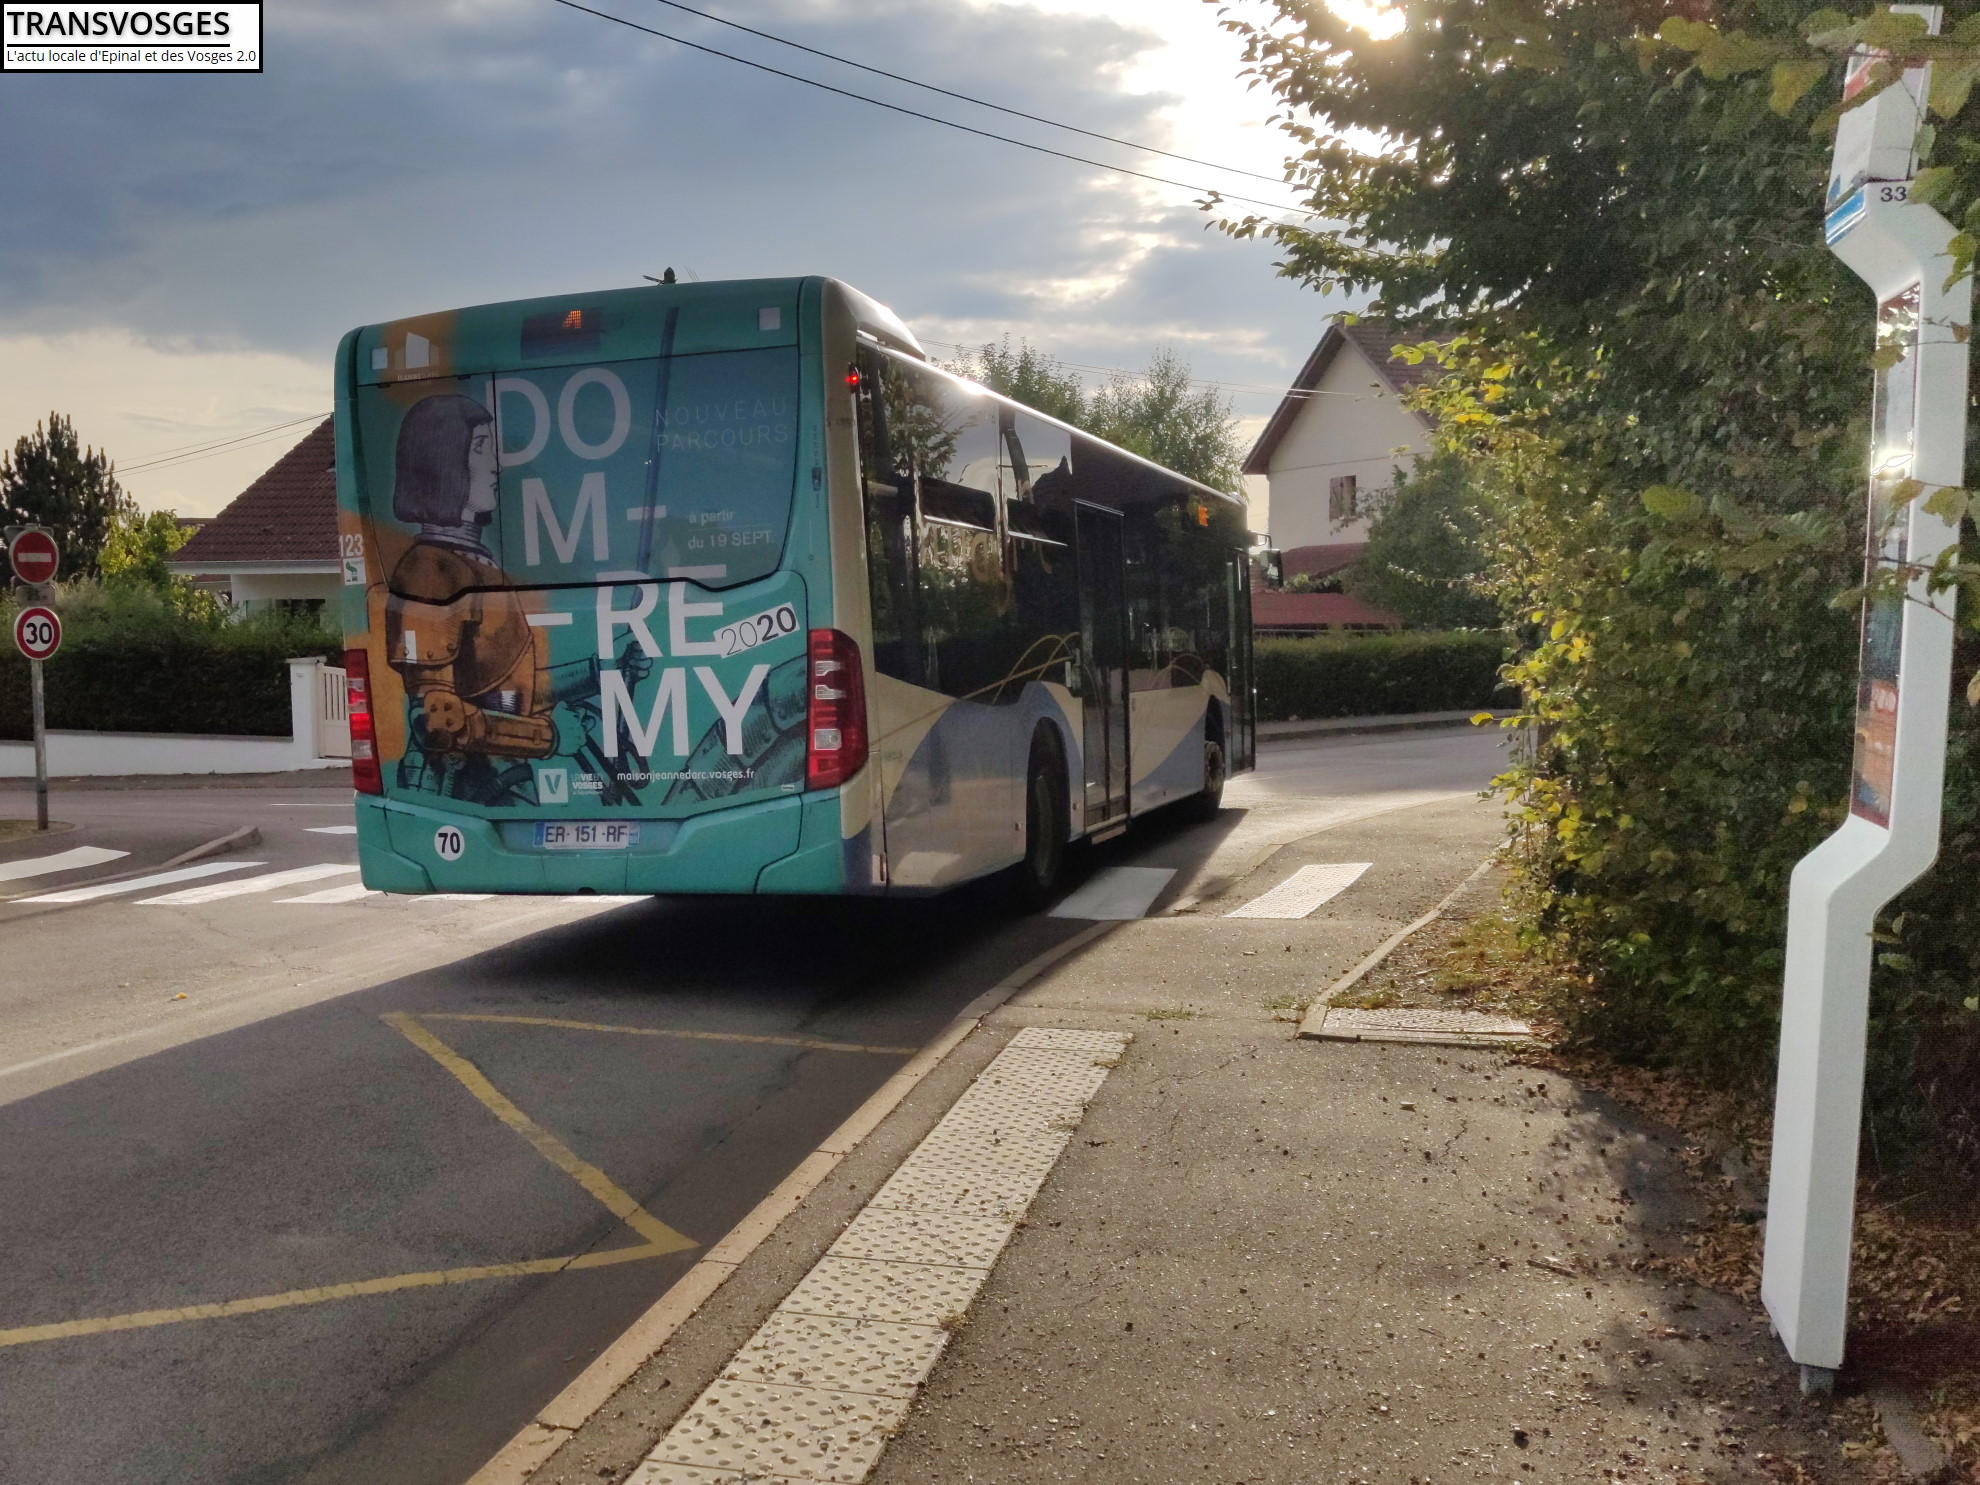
[535,821,640,850]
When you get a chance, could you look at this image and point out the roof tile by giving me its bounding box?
[172,419,337,566]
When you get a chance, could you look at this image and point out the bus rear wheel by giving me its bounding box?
[1012,732,1069,911]
[1178,728,1226,824]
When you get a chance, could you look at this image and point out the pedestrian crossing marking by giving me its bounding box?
[1225,862,1371,919]
[17,860,265,904]
[278,882,378,905]
[0,845,128,883]
[139,863,359,906]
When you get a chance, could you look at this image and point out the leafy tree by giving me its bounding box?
[945,338,1087,426]
[1087,347,1246,494]
[99,508,189,588]
[1211,0,1921,1105]
[98,508,223,620]
[0,419,131,586]
[1348,453,1498,629]
[0,413,133,581]
[948,339,1247,493]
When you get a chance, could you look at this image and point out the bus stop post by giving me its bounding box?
[1763,4,1971,1393]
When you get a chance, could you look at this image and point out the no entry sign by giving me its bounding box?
[7,529,58,586]
[14,606,60,662]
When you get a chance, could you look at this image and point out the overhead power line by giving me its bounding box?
[548,0,1316,218]
[120,414,328,476]
[640,0,1293,187]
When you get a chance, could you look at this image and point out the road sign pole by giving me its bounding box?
[29,657,46,832]
[1763,4,1971,1392]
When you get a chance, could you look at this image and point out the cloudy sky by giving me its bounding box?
[0,0,1360,520]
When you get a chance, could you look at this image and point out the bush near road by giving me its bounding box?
[0,588,338,740]
[1254,630,1511,722]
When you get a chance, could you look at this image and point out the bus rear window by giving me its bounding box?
[356,346,799,596]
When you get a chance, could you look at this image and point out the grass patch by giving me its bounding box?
[0,820,71,842]
[1143,1006,1196,1021]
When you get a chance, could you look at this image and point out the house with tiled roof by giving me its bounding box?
[167,419,340,614]
[1245,321,1448,625]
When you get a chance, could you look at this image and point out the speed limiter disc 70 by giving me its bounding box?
[14,606,61,662]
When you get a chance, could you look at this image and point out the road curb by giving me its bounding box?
[1258,709,1515,745]
[464,921,1117,1485]
[1295,854,1498,1040]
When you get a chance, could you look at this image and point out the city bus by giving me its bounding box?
[335,277,1255,902]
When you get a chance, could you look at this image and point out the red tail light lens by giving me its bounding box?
[806,628,868,790]
[344,647,382,796]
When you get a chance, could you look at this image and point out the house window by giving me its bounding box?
[1329,474,1358,524]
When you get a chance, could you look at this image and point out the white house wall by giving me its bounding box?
[229,571,342,609]
[1266,345,1432,550]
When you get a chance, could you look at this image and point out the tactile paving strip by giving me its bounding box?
[1224,861,1371,918]
[1314,1006,1536,1046]
[635,1026,1131,1483]
[779,1256,985,1327]
[722,1312,949,1398]
[826,1207,1016,1269]
[645,1379,909,1483]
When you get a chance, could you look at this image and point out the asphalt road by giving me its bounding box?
[0,725,1503,1484]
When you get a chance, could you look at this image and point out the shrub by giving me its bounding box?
[1254,630,1512,721]
[0,585,340,740]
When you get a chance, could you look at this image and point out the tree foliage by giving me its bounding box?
[1086,347,1247,495]
[1348,453,1498,628]
[1219,0,1980,1155]
[98,508,223,620]
[946,339,1247,493]
[944,337,1087,426]
[0,412,132,582]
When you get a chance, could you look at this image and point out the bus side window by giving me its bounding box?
[857,350,921,685]
[1002,409,1079,689]
[901,365,1015,700]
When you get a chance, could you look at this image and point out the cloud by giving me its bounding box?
[0,0,1332,512]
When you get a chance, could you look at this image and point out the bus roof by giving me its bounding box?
[346,275,1241,512]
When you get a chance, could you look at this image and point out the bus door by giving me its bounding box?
[1076,502,1129,829]
[1227,550,1255,771]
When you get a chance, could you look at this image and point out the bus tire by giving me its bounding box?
[1177,716,1227,824]
[1011,729,1069,911]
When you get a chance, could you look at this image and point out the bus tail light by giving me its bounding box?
[345,648,383,796]
[806,628,868,790]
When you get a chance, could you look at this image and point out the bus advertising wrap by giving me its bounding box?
[348,345,809,817]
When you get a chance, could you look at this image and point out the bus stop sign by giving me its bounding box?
[7,530,58,587]
[14,606,60,663]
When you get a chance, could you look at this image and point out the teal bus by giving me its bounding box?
[336,277,1254,901]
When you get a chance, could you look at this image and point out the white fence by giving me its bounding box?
[0,657,353,779]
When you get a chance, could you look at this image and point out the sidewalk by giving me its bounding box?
[523,796,1887,1485]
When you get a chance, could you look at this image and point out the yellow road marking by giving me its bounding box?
[0,1243,671,1349]
[421,1011,915,1057]
[383,1013,696,1255]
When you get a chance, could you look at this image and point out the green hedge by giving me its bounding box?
[1254,631,1513,721]
[0,632,343,740]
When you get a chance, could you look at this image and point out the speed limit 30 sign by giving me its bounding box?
[14,606,61,662]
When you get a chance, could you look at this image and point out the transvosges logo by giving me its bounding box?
[2,2,261,72]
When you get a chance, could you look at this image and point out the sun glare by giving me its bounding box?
[1327,0,1406,40]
